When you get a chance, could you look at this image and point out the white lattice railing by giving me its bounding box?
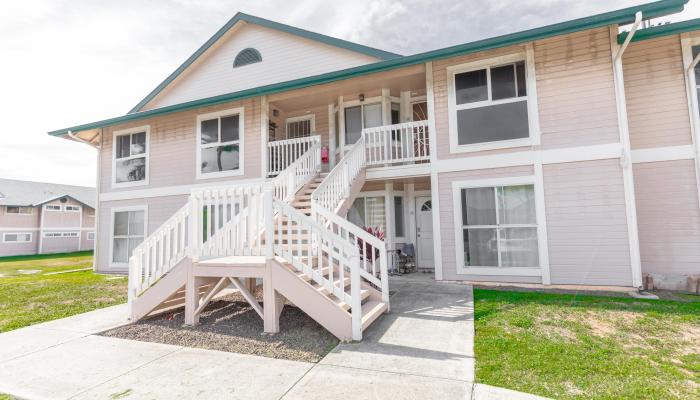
[269,138,321,202]
[363,120,429,166]
[267,135,321,176]
[128,204,191,301]
[311,135,390,304]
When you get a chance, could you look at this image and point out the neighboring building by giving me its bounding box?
[0,179,96,257]
[47,1,700,339]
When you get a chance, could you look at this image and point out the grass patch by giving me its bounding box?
[0,394,14,400]
[0,251,127,333]
[474,288,700,400]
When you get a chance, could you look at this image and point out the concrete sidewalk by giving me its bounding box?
[0,276,545,399]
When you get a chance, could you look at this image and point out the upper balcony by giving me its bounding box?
[264,66,429,178]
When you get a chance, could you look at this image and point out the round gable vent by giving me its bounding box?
[233,48,262,68]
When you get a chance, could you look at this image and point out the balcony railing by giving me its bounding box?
[267,135,321,176]
[362,121,429,166]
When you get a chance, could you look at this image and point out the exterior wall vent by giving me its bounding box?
[233,48,262,68]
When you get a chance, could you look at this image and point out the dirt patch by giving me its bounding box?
[100,292,338,363]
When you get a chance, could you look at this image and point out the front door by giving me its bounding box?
[415,196,434,270]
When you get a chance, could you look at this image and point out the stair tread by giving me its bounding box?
[361,300,388,329]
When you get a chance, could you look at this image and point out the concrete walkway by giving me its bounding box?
[0,276,545,399]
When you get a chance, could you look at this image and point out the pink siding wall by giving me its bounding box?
[100,98,262,195]
[42,237,80,254]
[96,195,188,272]
[42,199,82,228]
[623,35,692,149]
[543,159,632,286]
[1,206,39,228]
[634,160,700,276]
[0,232,38,257]
[437,166,541,283]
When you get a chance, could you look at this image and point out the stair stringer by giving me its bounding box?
[269,258,353,341]
[334,169,366,218]
[130,257,191,320]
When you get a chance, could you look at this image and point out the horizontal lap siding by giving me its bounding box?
[544,159,632,286]
[623,36,692,149]
[0,206,39,228]
[42,237,80,254]
[97,195,189,273]
[437,166,540,283]
[535,28,619,149]
[634,160,700,276]
[42,198,82,228]
[100,98,262,194]
[0,234,38,257]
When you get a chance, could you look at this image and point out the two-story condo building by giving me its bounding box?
[0,179,96,257]
[49,0,700,340]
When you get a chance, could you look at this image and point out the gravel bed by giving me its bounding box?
[101,292,339,363]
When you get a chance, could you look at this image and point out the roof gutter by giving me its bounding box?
[611,11,644,289]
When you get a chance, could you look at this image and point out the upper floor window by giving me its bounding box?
[447,50,540,153]
[345,102,382,145]
[65,205,81,212]
[197,108,244,179]
[113,126,149,187]
[44,204,62,211]
[6,206,32,215]
[286,115,315,139]
[233,48,262,68]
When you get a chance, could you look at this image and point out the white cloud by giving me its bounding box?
[0,0,697,187]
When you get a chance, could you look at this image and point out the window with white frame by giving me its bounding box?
[87,231,95,240]
[3,233,31,243]
[62,232,79,237]
[198,108,244,177]
[347,194,405,238]
[112,208,146,264]
[65,205,81,212]
[286,115,314,139]
[44,232,63,238]
[113,127,148,185]
[457,184,539,268]
[44,204,62,211]
[5,206,32,215]
[448,51,538,152]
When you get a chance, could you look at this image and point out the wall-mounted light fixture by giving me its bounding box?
[359,93,365,102]
[272,109,279,117]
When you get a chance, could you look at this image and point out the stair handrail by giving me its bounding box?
[310,136,390,305]
[267,135,321,176]
[269,136,321,202]
[128,203,191,312]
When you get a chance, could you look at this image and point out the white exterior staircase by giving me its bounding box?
[127,134,391,340]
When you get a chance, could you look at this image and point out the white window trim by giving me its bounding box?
[44,232,63,238]
[3,232,32,243]
[64,205,81,212]
[112,125,150,189]
[285,114,316,139]
[447,47,541,154]
[343,99,383,146]
[4,206,33,215]
[451,175,546,277]
[44,204,62,211]
[62,231,79,238]
[196,107,245,180]
[109,205,148,269]
[352,190,407,242]
[87,231,95,241]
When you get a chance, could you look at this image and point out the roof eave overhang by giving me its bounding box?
[617,17,700,44]
[49,0,688,138]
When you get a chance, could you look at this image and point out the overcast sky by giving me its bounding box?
[1,0,698,187]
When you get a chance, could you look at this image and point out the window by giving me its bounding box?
[348,196,386,232]
[448,51,539,153]
[286,115,314,139]
[344,102,383,145]
[233,48,262,68]
[62,232,79,238]
[6,206,32,215]
[394,196,405,237]
[197,108,244,178]
[87,232,95,240]
[65,205,81,212]
[111,208,146,264]
[45,204,62,211]
[113,126,148,186]
[3,233,31,243]
[456,183,539,269]
[44,232,63,238]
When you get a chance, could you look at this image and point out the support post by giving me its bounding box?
[263,260,280,333]
[184,259,199,326]
[350,254,362,341]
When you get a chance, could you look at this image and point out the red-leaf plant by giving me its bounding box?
[357,226,385,262]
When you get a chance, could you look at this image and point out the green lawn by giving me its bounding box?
[474,288,700,400]
[0,251,127,333]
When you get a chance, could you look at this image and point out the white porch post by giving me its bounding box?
[261,96,269,178]
[328,103,336,169]
[385,182,395,251]
[400,90,411,122]
[338,96,345,156]
[426,61,443,280]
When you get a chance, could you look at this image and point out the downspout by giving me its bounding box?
[611,11,643,288]
[684,49,700,212]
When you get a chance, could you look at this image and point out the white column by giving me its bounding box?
[328,104,336,169]
[260,96,269,178]
[38,205,44,254]
[385,182,394,252]
[406,183,416,245]
[381,88,391,125]
[338,96,345,156]
[426,61,443,280]
[400,91,411,122]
